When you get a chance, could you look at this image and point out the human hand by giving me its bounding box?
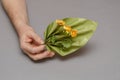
[19,26,55,61]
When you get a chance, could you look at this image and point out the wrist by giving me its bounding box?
[14,22,33,37]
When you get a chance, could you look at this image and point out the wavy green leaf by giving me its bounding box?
[44,17,98,56]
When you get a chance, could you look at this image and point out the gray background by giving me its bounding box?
[0,0,120,80]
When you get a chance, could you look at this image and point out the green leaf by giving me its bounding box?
[44,21,58,39]
[54,38,72,49]
[44,17,98,56]
[49,36,56,44]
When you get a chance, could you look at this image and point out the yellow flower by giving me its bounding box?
[63,26,72,32]
[56,19,77,38]
[56,19,65,26]
[71,29,78,37]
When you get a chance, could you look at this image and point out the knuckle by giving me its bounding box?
[31,48,36,54]
[40,45,45,50]
[20,44,26,50]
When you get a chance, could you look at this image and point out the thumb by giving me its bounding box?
[31,32,44,45]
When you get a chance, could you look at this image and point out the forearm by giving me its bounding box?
[2,0,31,36]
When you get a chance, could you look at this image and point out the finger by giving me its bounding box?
[31,45,45,54]
[46,51,55,57]
[23,50,38,60]
[31,33,44,45]
[26,38,32,43]
[32,51,51,60]
[22,38,46,54]
[22,43,36,54]
[23,50,54,61]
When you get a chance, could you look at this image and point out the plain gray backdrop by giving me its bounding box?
[0,0,120,80]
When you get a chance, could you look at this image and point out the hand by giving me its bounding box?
[19,26,55,61]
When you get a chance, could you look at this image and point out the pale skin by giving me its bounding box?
[2,0,55,61]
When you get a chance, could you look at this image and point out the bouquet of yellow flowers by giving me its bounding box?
[44,17,97,56]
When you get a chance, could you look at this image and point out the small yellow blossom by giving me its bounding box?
[56,20,65,26]
[71,29,78,37]
[63,26,72,32]
[56,19,78,38]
